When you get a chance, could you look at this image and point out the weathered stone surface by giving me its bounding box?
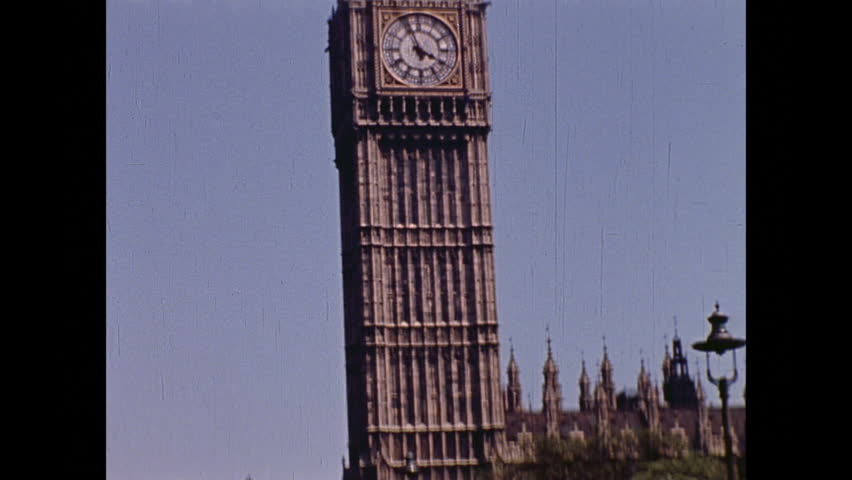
[329,2,503,479]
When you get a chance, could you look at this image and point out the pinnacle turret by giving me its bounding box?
[637,358,651,396]
[599,341,617,411]
[506,341,522,413]
[541,330,561,437]
[543,330,557,375]
[579,358,593,412]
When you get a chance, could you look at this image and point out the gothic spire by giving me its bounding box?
[543,326,557,375]
[508,338,519,374]
[506,338,522,413]
[662,336,672,380]
[599,339,616,410]
[638,357,651,395]
[579,356,593,412]
[601,336,612,373]
[542,331,561,437]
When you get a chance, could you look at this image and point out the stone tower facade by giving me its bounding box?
[327,2,504,479]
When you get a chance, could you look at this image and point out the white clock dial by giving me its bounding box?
[382,13,458,87]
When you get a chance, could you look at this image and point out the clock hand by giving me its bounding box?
[405,22,432,61]
[412,43,428,60]
[424,50,447,66]
[405,22,422,50]
[415,43,440,63]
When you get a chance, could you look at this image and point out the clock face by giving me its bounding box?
[381,13,458,87]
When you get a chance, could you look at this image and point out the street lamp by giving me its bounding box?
[403,450,419,478]
[692,302,745,480]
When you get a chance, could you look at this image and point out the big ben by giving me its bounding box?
[327,2,504,479]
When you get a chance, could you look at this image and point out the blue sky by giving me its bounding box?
[107,1,745,479]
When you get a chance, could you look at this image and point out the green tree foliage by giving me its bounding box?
[631,456,727,480]
[478,431,733,480]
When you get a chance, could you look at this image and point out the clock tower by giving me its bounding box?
[327,1,504,479]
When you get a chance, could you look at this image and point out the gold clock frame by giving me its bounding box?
[375,8,465,94]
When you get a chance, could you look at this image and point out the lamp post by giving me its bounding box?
[692,303,745,480]
[403,451,419,479]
